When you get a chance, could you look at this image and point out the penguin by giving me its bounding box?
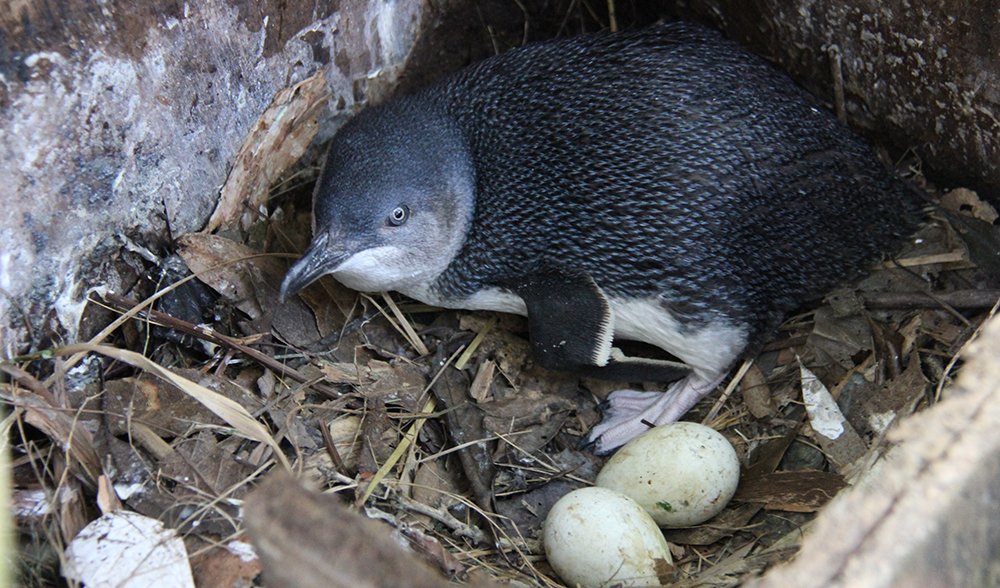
[279,22,920,454]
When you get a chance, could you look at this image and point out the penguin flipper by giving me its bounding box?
[511,269,690,381]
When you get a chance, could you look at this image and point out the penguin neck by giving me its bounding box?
[394,121,477,301]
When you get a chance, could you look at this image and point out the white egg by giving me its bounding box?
[596,422,740,527]
[543,487,672,588]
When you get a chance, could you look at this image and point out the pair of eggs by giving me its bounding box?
[543,422,740,588]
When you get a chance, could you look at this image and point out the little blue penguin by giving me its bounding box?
[280,22,920,454]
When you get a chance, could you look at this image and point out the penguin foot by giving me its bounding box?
[586,374,725,454]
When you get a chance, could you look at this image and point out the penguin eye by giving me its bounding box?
[387,205,410,227]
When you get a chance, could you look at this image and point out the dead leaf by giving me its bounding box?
[858,351,928,435]
[808,307,872,370]
[175,233,282,320]
[458,314,532,382]
[104,375,222,437]
[294,277,359,337]
[741,364,774,418]
[357,396,398,477]
[57,344,291,470]
[734,470,846,512]
[189,541,262,588]
[399,528,468,577]
[662,502,763,546]
[800,362,867,472]
[160,430,256,498]
[301,414,363,483]
[177,232,346,345]
[481,390,574,455]
[359,361,428,407]
[745,428,799,480]
[411,460,463,511]
[668,542,759,588]
[494,448,601,533]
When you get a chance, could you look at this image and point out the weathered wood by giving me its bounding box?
[244,470,464,588]
[0,0,429,350]
[668,0,1000,202]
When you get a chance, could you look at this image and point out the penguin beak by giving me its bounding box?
[279,232,350,302]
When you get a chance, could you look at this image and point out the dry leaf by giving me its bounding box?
[800,362,867,472]
[175,233,283,320]
[859,351,928,434]
[741,363,774,418]
[808,306,872,370]
[190,541,262,588]
[734,470,846,512]
[160,430,256,497]
[177,232,341,344]
[64,510,194,588]
[104,375,222,437]
[57,344,290,470]
[411,460,463,511]
[481,390,574,455]
[207,71,329,232]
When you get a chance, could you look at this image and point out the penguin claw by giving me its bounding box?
[576,436,599,453]
[585,374,726,454]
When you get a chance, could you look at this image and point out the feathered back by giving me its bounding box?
[405,23,919,335]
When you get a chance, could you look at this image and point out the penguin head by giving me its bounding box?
[280,98,475,300]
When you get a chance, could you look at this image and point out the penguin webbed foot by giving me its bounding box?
[586,373,726,455]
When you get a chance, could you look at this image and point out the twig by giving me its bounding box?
[934,298,1000,401]
[704,358,754,425]
[381,292,430,356]
[861,289,1000,311]
[318,417,347,473]
[101,293,342,398]
[394,495,490,545]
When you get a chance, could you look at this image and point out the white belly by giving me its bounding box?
[608,297,746,376]
[400,284,745,377]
